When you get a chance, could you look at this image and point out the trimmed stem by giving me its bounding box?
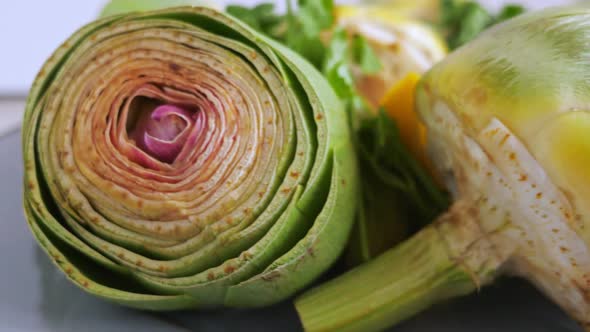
[295,225,478,332]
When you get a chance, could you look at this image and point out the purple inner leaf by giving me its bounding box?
[128,104,196,164]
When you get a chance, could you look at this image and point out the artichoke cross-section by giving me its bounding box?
[22,6,357,309]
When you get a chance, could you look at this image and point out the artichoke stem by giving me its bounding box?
[295,207,484,332]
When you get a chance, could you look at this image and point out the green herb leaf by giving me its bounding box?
[441,0,525,49]
[297,0,334,38]
[322,28,355,100]
[357,109,449,224]
[453,3,492,49]
[352,35,382,74]
[346,108,449,264]
[283,0,334,67]
[496,4,525,22]
[226,4,284,39]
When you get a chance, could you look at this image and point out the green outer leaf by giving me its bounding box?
[224,39,358,306]
[99,0,219,17]
[25,200,198,310]
[441,0,525,49]
[23,6,356,309]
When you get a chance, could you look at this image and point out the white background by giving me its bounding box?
[0,0,577,94]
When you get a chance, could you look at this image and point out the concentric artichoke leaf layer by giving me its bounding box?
[23,7,357,308]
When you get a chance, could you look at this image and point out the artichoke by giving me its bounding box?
[22,6,357,309]
[334,4,446,110]
[297,5,590,331]
[99,0,221,17]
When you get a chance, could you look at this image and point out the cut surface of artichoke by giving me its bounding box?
[23,7,357,309]
[297,6,590,331]
[418,6,590,323]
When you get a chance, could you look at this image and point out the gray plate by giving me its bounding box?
[1,131,582,332]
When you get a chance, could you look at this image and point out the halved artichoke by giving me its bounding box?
[297,5,590,331]
[22,6,357,309]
